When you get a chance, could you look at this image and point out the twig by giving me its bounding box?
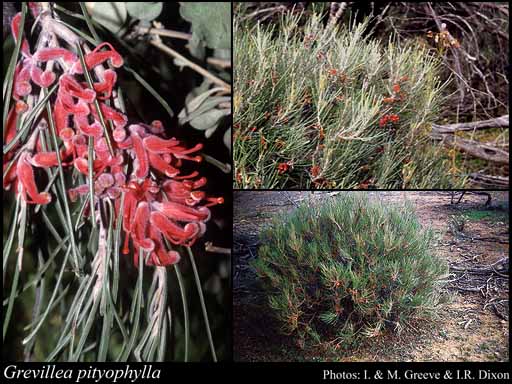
[149,38,231,92]
[137,25,231,68]
[426,3,465,103]
[205,242,231,255]
[450,257,509,274]
[206,57,231,69]
[241,5,288,21]
[136,26,192,40]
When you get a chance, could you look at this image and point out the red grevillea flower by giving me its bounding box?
[310,165,321,177]
[379,114,400,127]
[389,114,400,123]
[16,152,52,205]
[277,162,290,175]
[3,11,224,267]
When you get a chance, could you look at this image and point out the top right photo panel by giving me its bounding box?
[233,2,509,190]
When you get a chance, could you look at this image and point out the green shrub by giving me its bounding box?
[234,12,464,189]
[252,194,448,349]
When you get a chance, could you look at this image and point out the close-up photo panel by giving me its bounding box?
[1,0,510,381]
[2,1,231,365]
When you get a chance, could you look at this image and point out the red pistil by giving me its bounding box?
[131,131,149,179]
[33,47,76,65]
[17,153,51,205]
[153,201,210,222]
[143,135,180,153]
[150,211,200,246]
[131,202,155,251]
[148,152,179,178]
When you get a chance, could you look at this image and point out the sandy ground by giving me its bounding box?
[233,191,509,362]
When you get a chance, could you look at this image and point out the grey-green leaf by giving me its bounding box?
[85,2,127,33]
[126,2,163,21]
[179,2,231,49]
[180,87,226,117]
[223,127,231,151]
[189,108,229,131]
[205,126,218,138]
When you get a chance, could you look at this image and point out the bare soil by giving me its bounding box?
[233,191,509,362]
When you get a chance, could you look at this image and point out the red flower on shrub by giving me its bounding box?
[277,162,290,174]
[379,114,400,127]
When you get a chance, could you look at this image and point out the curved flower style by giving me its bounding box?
[4,11,223,267]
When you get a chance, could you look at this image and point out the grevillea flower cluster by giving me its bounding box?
[378,113,400,127]
[4,11,223,266]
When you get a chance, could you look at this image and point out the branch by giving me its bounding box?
[135,26,231,69]
[431,115,509,133]
[135,26,192,41]
[241,5,288,21]
[450,257,509,274]
[468,172,509,188]
[149,38,231,92]
[431,132,509,164]
[205,242,231,255]
[206,57,231,69]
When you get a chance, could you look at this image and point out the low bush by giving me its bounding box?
[252,194,448,349]
[234,12,464,189]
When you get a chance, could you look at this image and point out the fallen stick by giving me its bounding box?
[469,173,509,188]
[431,132,509,164]
[450,257,509,274]
[432,115,509,133]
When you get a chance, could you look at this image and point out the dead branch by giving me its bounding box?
[469,172,509,188]
[205,242,231,255]
[468,237,508,245]
[430,132,509,164]
[450,257,509,275]
[431,115,509,133]
[426,3,465,103]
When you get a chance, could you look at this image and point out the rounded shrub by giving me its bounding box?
[234,12,462,189]
[252,194,448,349]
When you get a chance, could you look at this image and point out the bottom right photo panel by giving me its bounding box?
[233,191,509,362]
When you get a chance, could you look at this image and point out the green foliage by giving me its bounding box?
[234,12,463,189]
[252,194,448,349]
[180,2,231,49]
